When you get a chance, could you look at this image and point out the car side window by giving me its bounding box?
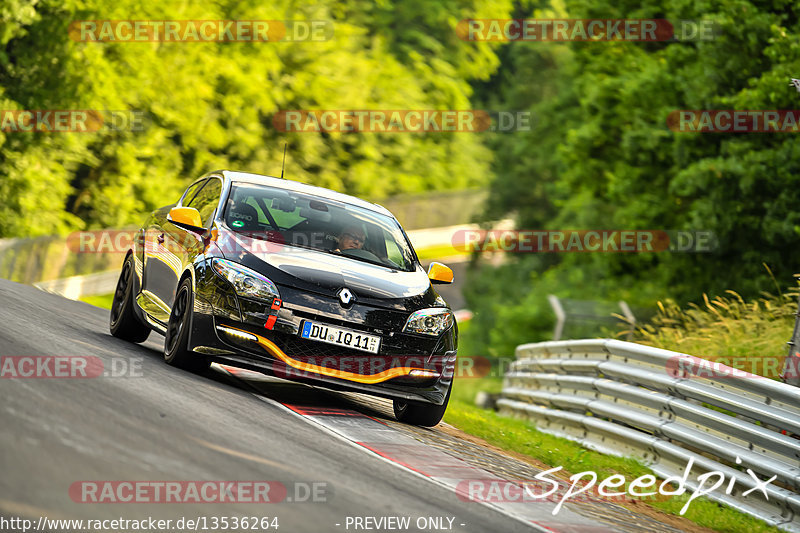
[180,179,207,207]
[186,178,222,227]
[383,231,404,267]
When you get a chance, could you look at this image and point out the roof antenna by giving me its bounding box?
[280,142,287,179]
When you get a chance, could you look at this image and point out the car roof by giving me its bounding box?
[220,170,393,217]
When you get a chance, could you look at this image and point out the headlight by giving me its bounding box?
[403,308,453,336]
[212,258,280,300]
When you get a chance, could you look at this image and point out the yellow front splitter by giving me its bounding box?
[218,324,434,385]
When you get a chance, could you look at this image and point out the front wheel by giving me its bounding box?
[393,382,452,427]
[164,278,209,373]
[110,255,150,343]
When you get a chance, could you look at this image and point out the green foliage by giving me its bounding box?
[462,252,670,355]
[80,292,114,309]
[0,0,512,237]
[462,257,555,356]
[467,0,800,353]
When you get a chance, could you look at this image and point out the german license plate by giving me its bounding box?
[299,320,381,354]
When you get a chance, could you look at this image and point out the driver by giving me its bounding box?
[334,226,366,252]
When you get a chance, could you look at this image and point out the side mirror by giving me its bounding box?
[427,262,454,284]
[168,207,204,232]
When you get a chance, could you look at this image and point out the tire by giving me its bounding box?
[393,381,452,427]
[164,277,209,372]
[110,255,151,343]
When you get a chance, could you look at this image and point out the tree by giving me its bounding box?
[0,0,512,237]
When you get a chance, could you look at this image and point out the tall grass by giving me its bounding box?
[632,289,798,379]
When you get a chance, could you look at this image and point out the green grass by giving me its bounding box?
[80,292,114,309]
[415,244,469,262]
[446,319,785,532]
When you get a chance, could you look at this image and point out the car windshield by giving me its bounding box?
[223,183,416,271]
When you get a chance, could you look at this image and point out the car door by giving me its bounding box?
[141,178,209,322]
[157,175,224,308]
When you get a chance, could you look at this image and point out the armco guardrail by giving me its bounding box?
[0,235,120,285]
[498,339,800,532]
[33,270,119,300]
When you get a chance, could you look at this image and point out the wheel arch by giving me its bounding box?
[176,266,198,350]
[178,266,196,294]
[122,249,146,319]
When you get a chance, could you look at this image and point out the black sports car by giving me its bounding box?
[110,170,457,426]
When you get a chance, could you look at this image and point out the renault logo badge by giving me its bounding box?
[338,288,355,307]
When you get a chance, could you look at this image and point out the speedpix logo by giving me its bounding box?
[459,458,775,516]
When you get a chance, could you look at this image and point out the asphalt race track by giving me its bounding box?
[0,279,688,533]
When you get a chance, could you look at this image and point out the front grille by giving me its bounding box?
[270,329,428,358]
[274,332,366,359]
[267,330,437,376]
[289,307,406,335]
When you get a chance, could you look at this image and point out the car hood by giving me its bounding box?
[215,229,437,310]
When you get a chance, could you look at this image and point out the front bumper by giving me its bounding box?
[188,269,457,405]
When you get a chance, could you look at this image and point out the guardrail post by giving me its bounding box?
[618,300,636,339]
[782,351,800,386]
[548,294,565,341]
[783,288,800,387]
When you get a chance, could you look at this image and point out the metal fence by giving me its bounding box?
[0,235,120,285]
[498,338,800,532]
[378,188,487,230]
[547,295,644,341]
